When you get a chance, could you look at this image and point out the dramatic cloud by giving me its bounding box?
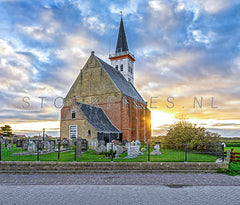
[0,0,239,137]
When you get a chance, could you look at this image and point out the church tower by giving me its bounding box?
[109,14,135,84]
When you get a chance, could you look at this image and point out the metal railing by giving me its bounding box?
[0,141,225,162]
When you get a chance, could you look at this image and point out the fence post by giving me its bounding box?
[221,143,224,162]
[74,142,77,161]
[0,141,1,161]
[58,142,60,160]
[37,142,39,161]
[230,148,234,162]
[185,143,188,162]
[147,139,150,162]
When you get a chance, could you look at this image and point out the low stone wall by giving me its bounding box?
[0,161,229,173]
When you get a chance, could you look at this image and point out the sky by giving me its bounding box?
[0,0,240,137]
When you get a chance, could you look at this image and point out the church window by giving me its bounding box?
[116,65,118,70]
[131,67,132,74]
[88,130,91,136]
[120,64,123,71]
[128,66,130,72]
[117,48,122,53]
[71,110,76,119]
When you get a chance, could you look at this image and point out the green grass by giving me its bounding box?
[1,144,219,162]
[225,147,240,153]
[218,163,240,176]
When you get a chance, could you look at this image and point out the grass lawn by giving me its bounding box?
[1,144,219,162]
[225,147,240,153]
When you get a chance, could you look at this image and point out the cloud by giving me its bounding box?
[83,16,106,33]
[198,0,233,14]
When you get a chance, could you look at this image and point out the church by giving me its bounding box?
[60,17,151,143]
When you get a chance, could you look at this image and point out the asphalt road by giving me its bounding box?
[0,173,239,205]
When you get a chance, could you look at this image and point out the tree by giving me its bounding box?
[164,118,221,151]
[0,125,13,137]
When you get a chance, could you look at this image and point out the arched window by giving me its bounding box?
[115,65,118,70]
[120,64,123,71]
[128,66,130,72]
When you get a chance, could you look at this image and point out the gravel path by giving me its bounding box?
[0,173,239,186]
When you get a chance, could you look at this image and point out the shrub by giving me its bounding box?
[164,118,221,152]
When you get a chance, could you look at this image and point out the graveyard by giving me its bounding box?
[0,135,225,162]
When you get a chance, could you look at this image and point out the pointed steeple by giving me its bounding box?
[109,12,135,85]
[115,16,129,53]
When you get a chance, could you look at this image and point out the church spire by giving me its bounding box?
[115,13,129,53]
[109,12,135,85]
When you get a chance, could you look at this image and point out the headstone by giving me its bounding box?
[99,140,105,146]
[38,141,44,150]
[81,139,88,151]
[76,137,82,158]
[7,143,11,149]
[150,144,161,155]
[0,136,4,144]
[5,140,10,147]
[135,140,141,148]
[44,141,51,153]
[16,140,22,148]
[49,141,55,152]
[126,146,139,158]
[89,138,98,150]
[62,138,69,148]
[13,136,18,144]
[22,140,29,150]
[115,145,124,158]
[122,140,127,146]
[95,144,106,154]
[107,143,114,152]
[28,141,36,153]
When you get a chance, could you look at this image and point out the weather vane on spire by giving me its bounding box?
[120,11,123,19]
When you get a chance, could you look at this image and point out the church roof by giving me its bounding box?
[95,56,146,104]
[78,102,121,133]
[115,18,129,53]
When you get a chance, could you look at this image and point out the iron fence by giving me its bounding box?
[0,141,225,162]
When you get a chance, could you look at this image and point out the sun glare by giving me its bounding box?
[151,110,175,128]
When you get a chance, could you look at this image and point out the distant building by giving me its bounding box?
[60,17,151,143]
[14,135,26,138]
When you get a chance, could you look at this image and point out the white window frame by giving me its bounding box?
[69,125,77,139]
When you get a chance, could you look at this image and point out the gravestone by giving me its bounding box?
[89,138,98,150]
[5,140,10,147]
[28,141,36,153]
[22,140,29,150]
[49,141,55,152]
[115,145,124,159]
[107,143,114,152]
[44,141,51,153]
[150,144,161,155]
[13,136,18,144]
[7,143,11,149]
[62,138,69,149]
[38,141,44,150]
[16,140,22,148]
[126,146,139,158]
[135,140,141,148]
[95,144,106,154]
[0,136,4,144]
[76,137,82,158]
[81,139,88,151]
[122,140,127,146]
[99,140,105,146]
